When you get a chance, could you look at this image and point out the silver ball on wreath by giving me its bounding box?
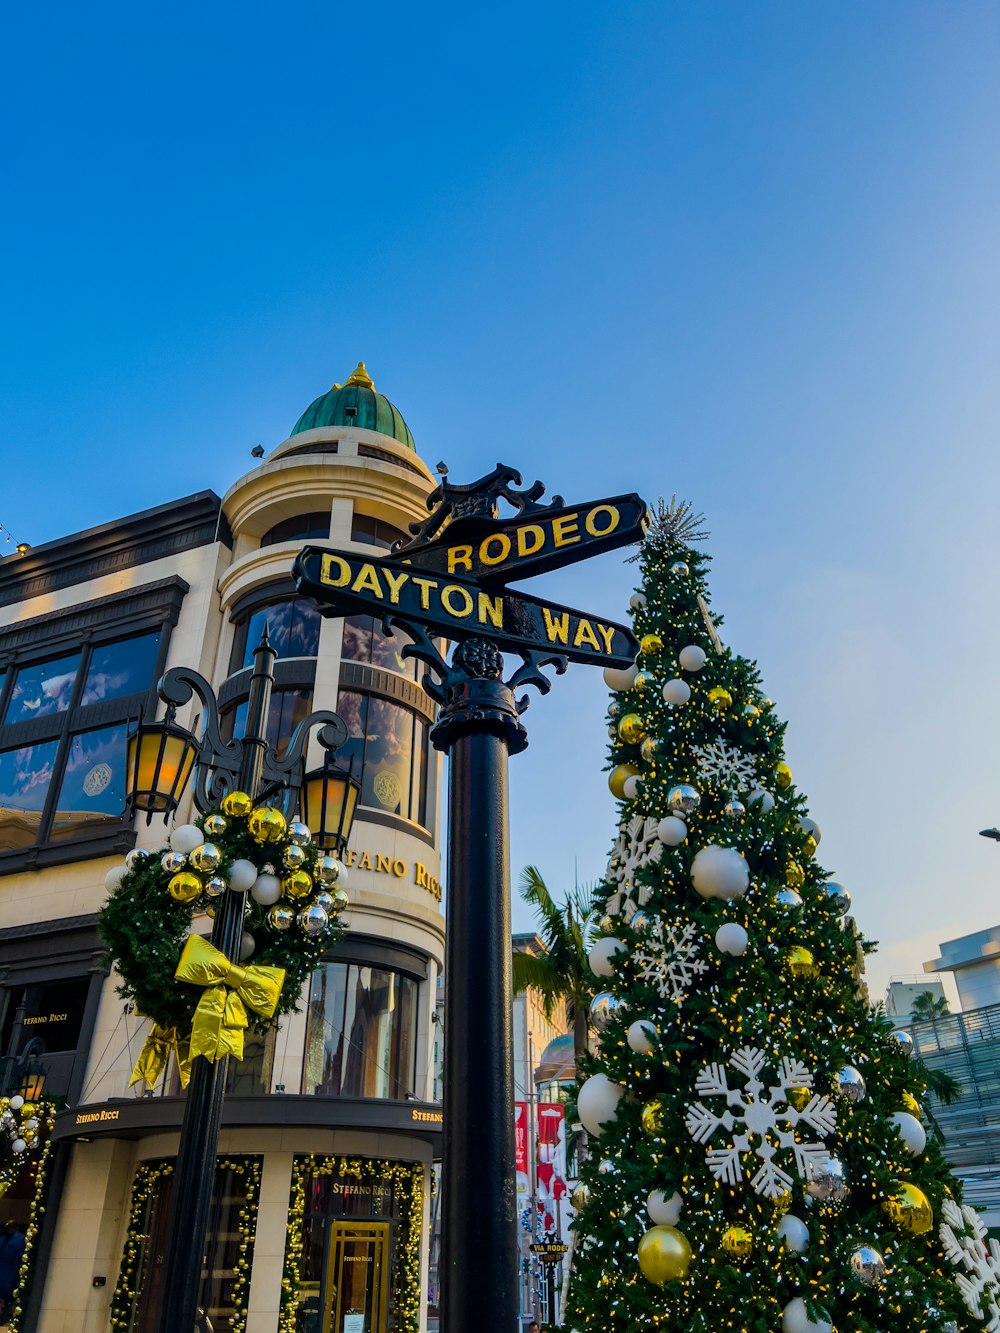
[267,905,295,932]
[315,891,335,913]
[287,821,311,846]
[204,876,226,898]
[125,848,148,870]
[203,813,228,837]
[892,1030,914,1056]
[329,887,350,914]
[190,842,223,873]
[283,844,307,871]
[316,856,344,887]
[298,904,330,935]
[630,910,651,933]
[161,850,188,874]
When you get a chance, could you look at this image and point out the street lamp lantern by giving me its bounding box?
[301,747,360,854]
[125,706,199,818]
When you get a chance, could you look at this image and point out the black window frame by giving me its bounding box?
[260,511,331,548]
[227,584,322,674]
[0,578,186,874]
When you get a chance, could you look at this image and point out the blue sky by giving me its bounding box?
[3,2,999,997]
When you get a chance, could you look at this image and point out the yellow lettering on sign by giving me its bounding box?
[447,545,474,573]
[551,513,581,547]
[516,524,545,557]
[441,584,474,618]
[573,619,601,651]
[343,849,358,868]
[479,533,512,566]
[541,607,570,644]
[352,564,384,598]
[320,554,352,587]
[412,576,439,610]
[584,504,621,537]
[376,854,392,874]
[358,851,372,871]
[596,623,615,654]
[478,591,503,628]
[383,568,409,604]
[392,858,406,878]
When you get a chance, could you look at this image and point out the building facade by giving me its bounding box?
[0,365,446,1332]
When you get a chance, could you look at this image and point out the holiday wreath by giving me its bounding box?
[99,791,348,1087]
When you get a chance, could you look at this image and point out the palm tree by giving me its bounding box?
[910,990,951,1023]
[511,866,598,1071]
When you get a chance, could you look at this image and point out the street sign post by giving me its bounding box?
[294,463,648,1333]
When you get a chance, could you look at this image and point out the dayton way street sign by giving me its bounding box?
[293,547,639,668]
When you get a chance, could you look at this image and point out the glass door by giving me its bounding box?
[323,1222,391,1333]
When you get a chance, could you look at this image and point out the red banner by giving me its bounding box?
[515,1101,529,1198]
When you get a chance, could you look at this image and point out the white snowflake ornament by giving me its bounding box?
[684,1047,837,1200]
[691,739,758,792]
[605,814,663,918]
[633,920,708,1004]
[940,1197,1000,1330]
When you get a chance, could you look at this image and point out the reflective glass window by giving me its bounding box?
[4,653,80,723]
[260,512,330,547]
[81,632,161,705]
[0,741,60,850]
[232,596,321,671]
[49,724,128,842]
[303,961,418,1099]
[337,690,429,825]
[350,512,407,551]
[221,688,313,760]
[341,614,415,678]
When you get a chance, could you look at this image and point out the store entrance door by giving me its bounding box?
[323,1221,391,1333]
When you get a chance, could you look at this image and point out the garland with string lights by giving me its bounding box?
[99,793,350,1082]
[5,1125,57,1333]
[565,501,970,1332]
[109,1156,261,1332]
[278,1155,425,1333]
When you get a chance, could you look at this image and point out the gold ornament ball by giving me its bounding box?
[803,834,818,858]
[640,736,659,763]
[617,713,648,746]
[571,1183,590,1210]
[772,1188,793,1215]
[637,1225,692,1285]
[787,1087,811,1111]
[221,790,253,818]
[168,871,202,903]
[884,1182,933,1235]
[609,763,642,800]
[901,1091,922,1120]
[785,946,817,980]
[743,703,761,720]
[721,1224,753,1260]
[249,805,287,843]
[641,1100,667,1138]
[190,842,223,873]
[707,686,733,711]
[785,859,805,889]
[203,813,228,837]
[283,844,307,871]
[639,633,664,657]
[282,869,313,900]
[775,761,793,789]
[599,914,617,934]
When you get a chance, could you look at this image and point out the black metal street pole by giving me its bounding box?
[432,641,527,1333]
[154,635,275,1333]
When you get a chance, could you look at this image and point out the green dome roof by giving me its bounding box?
[291,362,415,450]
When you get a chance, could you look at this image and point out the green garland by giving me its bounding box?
[109,1156,262,1333]
[6,1128,57,1333]
[99,798,348,1038]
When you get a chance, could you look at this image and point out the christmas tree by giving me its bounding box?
[565,500,974,1333]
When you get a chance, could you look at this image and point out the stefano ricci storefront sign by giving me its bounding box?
[342,846,441,901]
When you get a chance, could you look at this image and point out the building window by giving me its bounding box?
[350,512,408,551]
[220,687,313,760]
[0,630,163,857]
[229,595,321,672]
[303,961,418,1099]
[260,512,331,547]
[337,690,429,826]
[341,614,415,679]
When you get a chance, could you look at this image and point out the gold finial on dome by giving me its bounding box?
[344,361,375,391]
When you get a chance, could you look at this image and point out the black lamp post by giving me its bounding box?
[124,632,359,1333]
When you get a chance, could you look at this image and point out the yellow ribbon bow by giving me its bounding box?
[129,1023,193,1090]
[174,934,286,1064]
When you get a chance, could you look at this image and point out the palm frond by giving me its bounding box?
[519,865,568,948]
[512,950,567,1021]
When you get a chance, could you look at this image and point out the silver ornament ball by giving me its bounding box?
[849,1245,886,1286]
[161,850,188,874]
[806,1156,848,1203]
[892,1029,914,1055]
[630,910,651,933]
[204,875,226,898]
[723,798,746,818]
[834,1066,867,1103]
[329,887,349,914]
[822,881,852,914]
[316,856,344,887]
[287,821,312,846]
[203,813,228,837]
[282,844,307,870]
[597,1158,616,1175]
[670,561,690,577]
[315,891,335,913]
[298,904,330,936]
[267,905,295,932]
[589,991,621,1031]
[776,887,803,909]
[666,783,701,817]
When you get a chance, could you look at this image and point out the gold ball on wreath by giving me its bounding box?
[639,633,664,657]
[168,872,202,903]
[283,844,307,870]
[608,763,642,800]
[884,1182,933,1235]
[785,946,817,980]
[617,713,648,745]
[641,1100,667,1137]
[221,791,253,817]
[721,1224,753,1260]
[707,686,733,711]
[203,813,228,837]
[637,1225,692,1284]
[282,869,314,900]
[775,761,793,789]
[249,806,287,843]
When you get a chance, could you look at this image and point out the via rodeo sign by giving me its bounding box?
[293,477,648,668]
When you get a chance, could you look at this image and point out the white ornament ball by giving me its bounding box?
[661,678,691,706]
[622,775,642,800]
[105,864,129,891]
[629,592,647,610]
[589,937,627,978]
[604,664,639,692]
[748,788,776,813]
[169,823,204,855]
[627,1020,657,1054]
[777,1213,810,1254]
[12,1139,26,1155]
[715,923,749,956]
[646,1189,683,1226]
[577,1074,624,1136]
[238,931,256,962]
[9,1096,24,1111]
[227,859,258,893]
[782,1297,832,1333]
[656,816,687,846]
[678,644,707,672]
[890,1110,927,1156]
[691,845,750,901]
[798,816,822,845]
[250,872,282,906]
